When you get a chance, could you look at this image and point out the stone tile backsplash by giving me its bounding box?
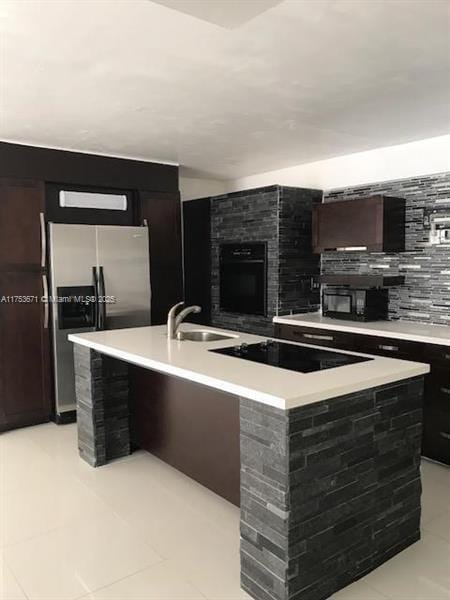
[322,172,450,325]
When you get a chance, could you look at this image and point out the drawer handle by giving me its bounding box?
[303,333,334,341]
[440,387,450,395]
[445,354,450,361]
[439,431,450,440]
[378,344,399,352]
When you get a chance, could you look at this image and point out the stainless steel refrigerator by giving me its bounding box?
[49,224,151,421]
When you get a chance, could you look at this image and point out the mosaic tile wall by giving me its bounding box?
[322,172,450,325]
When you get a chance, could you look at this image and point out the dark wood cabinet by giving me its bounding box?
[275,323,355,350]
[349,334,424,362]
[138,191,183,325]
[312,195,405,253]
[0,179,45,268]
[275,322,449,465]
[183,198,211,325]
[0,271,51,431]
[0,178,51,431]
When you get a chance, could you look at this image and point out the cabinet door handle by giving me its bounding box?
[440,387,450,395]
[40,212,47,269]
[303,333,334,341]
[439,431,450,440]
[444,354,450,361]
[378,344,399,352]
[42,274,49,329]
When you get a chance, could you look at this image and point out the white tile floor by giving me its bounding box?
[0,423,449,600]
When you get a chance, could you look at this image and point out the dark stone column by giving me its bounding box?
[74,345,131,467]
[240,376,424,600]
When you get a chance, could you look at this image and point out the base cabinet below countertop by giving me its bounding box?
[275,322,450,466]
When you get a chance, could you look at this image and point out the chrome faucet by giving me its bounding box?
[167,302,202,339]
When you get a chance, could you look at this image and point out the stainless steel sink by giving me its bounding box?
[176,330,235,342]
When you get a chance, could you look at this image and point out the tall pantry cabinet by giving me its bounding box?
[0,178,52,431]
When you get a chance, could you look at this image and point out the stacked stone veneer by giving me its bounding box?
[74,345,131,467]
[240,376,424,600]
[322,171,450,325]
[210,186,321,335]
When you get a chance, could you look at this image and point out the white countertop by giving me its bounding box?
[68,323,429,410]
[274,313,450,347]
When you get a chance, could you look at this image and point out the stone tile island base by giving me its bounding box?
[240,376,424,600]
[74,345,130,467]
[72,345,424,600]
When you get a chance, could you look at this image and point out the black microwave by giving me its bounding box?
[322,288,388,321]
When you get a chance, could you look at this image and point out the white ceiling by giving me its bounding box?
[1,0,449,179]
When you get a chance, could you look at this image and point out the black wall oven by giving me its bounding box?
[220,243,267,316]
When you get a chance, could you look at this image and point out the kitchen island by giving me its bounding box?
[69,323,429,600]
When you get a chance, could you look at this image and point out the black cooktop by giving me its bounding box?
[210,340,372,373]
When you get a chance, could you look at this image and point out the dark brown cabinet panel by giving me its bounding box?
[149,268,183,326]
[422,407,450,465]
[0,141,178,193]
[427,366,450,412]
[275,323,356,350]
[350,334,424,362]
[129,366,240,506]
[0,179,45,268]
[138,191,183,325]
[426,344,450,368]
[183,198,211,325]
[0,271,51,430]
[312,195,405,253]
[424,361,450,464]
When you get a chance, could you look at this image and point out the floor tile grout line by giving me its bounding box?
[72,557,209,600]
[421,526,450,546]
[73,561,166,600]
[0,556,30,600]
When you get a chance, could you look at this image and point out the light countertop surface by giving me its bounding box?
[274,313,450,347]
[68,323,429,410]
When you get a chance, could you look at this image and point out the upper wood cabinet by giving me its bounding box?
[138,191,183,324]
[312,195,405,253]
[0,179,45,268]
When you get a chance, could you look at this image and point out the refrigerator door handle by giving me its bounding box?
[42,274,49,329]
[92,266,100,330]
[98,266,106,331]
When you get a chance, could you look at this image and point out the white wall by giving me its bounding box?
[223,135,450,193]
[179,176,229,201]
